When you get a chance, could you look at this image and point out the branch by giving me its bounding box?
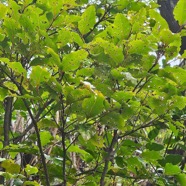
[13,99,54,143]
[2,69,50,185]
[118,117,159,139]
[100,130,118,186]
[3,97,13,147]
[22,99,50,186]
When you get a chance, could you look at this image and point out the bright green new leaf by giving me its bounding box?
[25,165,38,175]
[174,0,186,26]
[165,163,181,175]
[78,5,96,35]
[0,4,7,19]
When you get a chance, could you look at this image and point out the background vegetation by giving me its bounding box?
[0,0,185,185]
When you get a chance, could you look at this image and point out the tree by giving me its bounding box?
[158,0,186,57]
[0,0,185,185]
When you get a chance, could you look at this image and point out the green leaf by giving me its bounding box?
[165,154,182,165]
[89,134,105,148]
[37,119,56,129]
[30,66,50,87]
[82,94,104,118]
[148,97,167,115]
[107,168,127,178]
[57,29,71,47]
[165,163,181,175]
[3,81,18,91]
[0,88,8,101]
[159,66,186,85]
[109,13,131,40]
[101,112,125,131]
[91,38,124,65]
[1,58,27,76]
[46,47,61,66]
[146,142,164,151]
[40,131,52,146]
[76,68,94,77]
[71,32,84,46]
[1,160,20,174]
[0,4,7,19]
[4,144,38,154]
[23,181,40,186]
[142,150,161,161]
[116,0,129,10]
[174,0,186,26]
[8,62,27,76]
[19,14,35,38]
[176,174,186,186]
[25,165,38,175]
[0,33,5,41]
[61,49,88,72]
[68,145,89,157]
[128,40,150,55]
[112,91,134,103]
[78,5,96,35]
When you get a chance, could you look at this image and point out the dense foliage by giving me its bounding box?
[0,0,186,185]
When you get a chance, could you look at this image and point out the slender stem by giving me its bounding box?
[164,132,173,157]
[62,129,67,185]
[100,130,118,186]
[59,94,67,185]
[22,99,50,186]
[118,117,159,139]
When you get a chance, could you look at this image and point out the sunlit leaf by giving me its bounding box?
[78,5,96,35]
[165,163,181,175]
[174,0,186,26]
[25,165,38,175]
[40,131,52,146]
